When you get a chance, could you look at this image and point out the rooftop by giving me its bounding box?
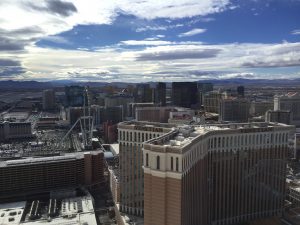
[147,122,294,148]
[0,190,97,225]
[118,121,175,129]
[2,112,30,121]
[110,143,119,155]
[0,201,25,225]
[0,151,103,168]
[276,92,300,98]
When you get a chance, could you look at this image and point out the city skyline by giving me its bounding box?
[0,0,300,82]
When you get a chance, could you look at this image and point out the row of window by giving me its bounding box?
[183,142,207,172]
[208,132,288,150]
[182,132,289,172]
[118,130,161,142]
[145,154,179,172]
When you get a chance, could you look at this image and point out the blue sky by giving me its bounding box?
[0,0,300,82]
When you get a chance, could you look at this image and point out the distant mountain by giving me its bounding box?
[0,80,53,90]
[0,78,299,90]
[198,78,300,86]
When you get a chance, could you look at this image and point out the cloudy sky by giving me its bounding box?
[0,0,300,82]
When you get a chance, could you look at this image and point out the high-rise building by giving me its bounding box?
[219,98,250,122]
[136,84,153,103]
[128,103,155,118]
[42,89,55,110]
[117,121,174,216]
[99,106,123,125]
[197,83,213,106]
[237,86,245,97]
[204,91,224,113]
[265,110,292,125]
[274,92,300,127]
[155,82,166,106]
[250,101,274,116]
[172,82,198,108]
[143,122,294,225]
[198,82,213,94]
[294,129,300,160]
[67,105,123,126]
[65,86,85,107]
[104,93,134,118]
[102,121,118,143]
[135,106,174,123]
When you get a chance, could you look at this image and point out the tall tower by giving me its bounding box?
[65,86,84,107]
[155,82,166,106]
[143,122,294,225]
[172,82,198,108]
[117,121,174,216]
[43,89,55,110]
[237,86,245,98]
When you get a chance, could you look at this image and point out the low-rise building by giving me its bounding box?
[0,151,104,201]
[0,121,33,141]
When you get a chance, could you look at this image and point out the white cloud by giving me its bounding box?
[0,0,233,59]
[136,26,168,32]
[291,29,300,35]
[0,0,299,82]
[178,28,207,37]
[119,40,204,46]
[120,40,173,46]
[0,0,231,39]
[41,35,71,44]
[1,41,296,82]
[135,23,185,32]
[117,0,231,20]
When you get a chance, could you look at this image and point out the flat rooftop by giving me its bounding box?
[0,195,97,225]
[118,121,175,129]
[3,112,30,121]
[110,143,119,155]
[0,201,26,225]
[148,122,294,148]
[0,151,103,168]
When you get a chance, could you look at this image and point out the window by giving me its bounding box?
[156,156,160,170]
[171,157,173,170]
[176,157,179,171]
[146,153,149,167]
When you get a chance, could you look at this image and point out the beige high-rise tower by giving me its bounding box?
[117,121,174,216]
[143,122,294,225]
